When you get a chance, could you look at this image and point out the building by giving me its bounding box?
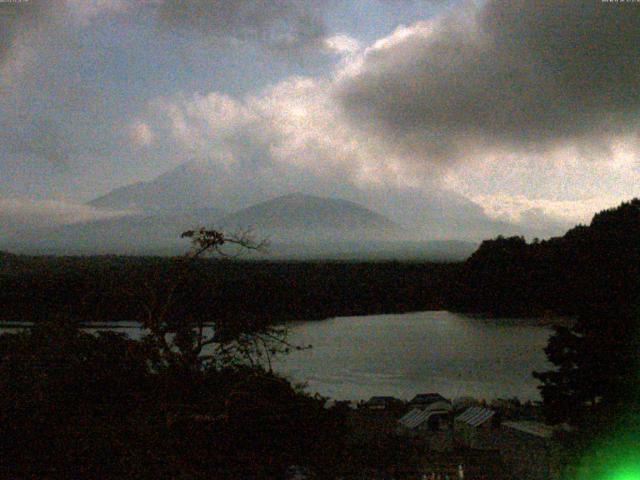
[398,406,451,433]
[409,392,450,410]
[499,421,562,480]
[399,398,452,430]
[452,396,481,410]
[454,407,499,450]
[362,396,403,411]
[397,401,454,450]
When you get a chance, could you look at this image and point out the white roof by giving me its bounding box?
[398,408,447,429]
[502,421,554,438]
[454,407,495,427]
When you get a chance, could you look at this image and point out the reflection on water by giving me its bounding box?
[0,311,552,401]
[273,311,553,401]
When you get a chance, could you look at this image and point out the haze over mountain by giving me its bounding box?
[1,0,637,261]
[89,161,254,214]
[2,208,224,256]
[86,160,571,240]
[218,193,399,241]
[1,187,480,259]
[0,159,572,258]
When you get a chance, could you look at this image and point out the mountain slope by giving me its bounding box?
[2,193,418,256]
[451,198,640,316]
[87,159,570,242]
[2,208,224,255]
[218,193,401,242]
[89,162,221,213]
[89,161,269,214]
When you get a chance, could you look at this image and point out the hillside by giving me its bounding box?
[1,208,224,256]
[89,162,223,213]
[450,198,640,317]
[86,160,569,242]
[218,193,401,242]
[89,161,270,214]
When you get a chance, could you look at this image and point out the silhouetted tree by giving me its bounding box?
[531,200,640,474]
[0,317,156,477]
[0,229,351,478]
[451,198,640,317]
[133,227,308,374]
[534,306,640,426]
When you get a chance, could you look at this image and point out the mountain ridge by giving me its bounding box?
[3,192,427,257]
[217,192,401,242]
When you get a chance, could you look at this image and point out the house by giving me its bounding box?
[499,421,562,480]
[398,407,451,433]
[397,401,454,451]
[454,407,499,449]
[452,396,481,410]
[362,396,403,411]
[408,392,450,410]
[324,399,357,410]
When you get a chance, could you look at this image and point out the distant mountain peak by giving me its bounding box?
[218,192,401,242]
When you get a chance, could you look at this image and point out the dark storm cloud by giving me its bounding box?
[156,0,326,53]
[336,0,640,160]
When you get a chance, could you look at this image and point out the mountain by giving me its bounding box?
[89,161,269,214]
[89,162,220,213]
[3,159,572,256]
[2,194,406,256]
[1,193,480,260]
[88,160,571,242]
[2,208,224,256]
[218,193,400,242]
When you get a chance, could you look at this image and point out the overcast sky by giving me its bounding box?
[0,0,638,235]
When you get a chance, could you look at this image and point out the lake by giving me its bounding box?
[274,311,553,401]
[0,311,553,401]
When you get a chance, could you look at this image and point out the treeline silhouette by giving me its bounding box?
[1,199,639,323]
[0,257,457,325]
[0,252,423,478]
[1,318,416,478]
[1,200,638,477]
[450,198,640,317]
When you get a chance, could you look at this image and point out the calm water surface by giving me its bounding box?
[273,311,553,401]
[1,311,553,401]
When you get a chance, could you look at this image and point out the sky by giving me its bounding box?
[0,0,639,238]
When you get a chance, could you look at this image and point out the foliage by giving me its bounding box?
[452,198,640,317]
[0,319,349,478]
[131,227,306,374]
[0,257,454,326]
[0,227,355,478]
[527,199,640,427]
[0,318,156,478]
[533,306,640,428]
[528,201,640,475]
[0,312,348,478]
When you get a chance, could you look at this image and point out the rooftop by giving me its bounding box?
[454,407,495,427]
[398,408,448,429]
[502,421,554,439]
[410,393,449,404]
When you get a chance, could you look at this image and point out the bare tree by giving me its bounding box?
[136,227,307,373]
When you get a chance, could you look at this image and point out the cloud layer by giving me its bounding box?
[134,0,640,230]
[336,0,640,162]
[1,0,638,241]
[0,198,131,239]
